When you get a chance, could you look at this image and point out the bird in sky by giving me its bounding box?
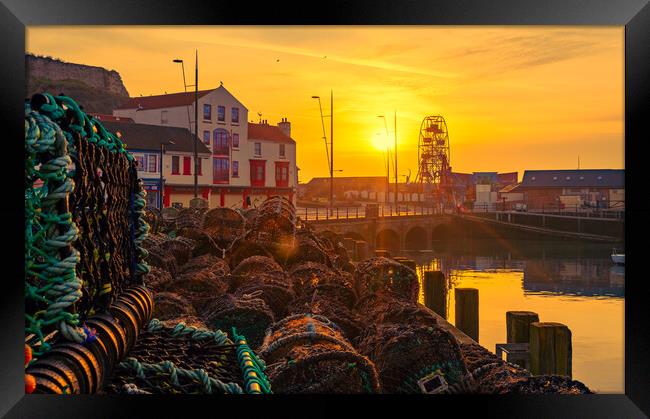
[276,58,280,62]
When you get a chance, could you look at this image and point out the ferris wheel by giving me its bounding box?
[415,115,453,205]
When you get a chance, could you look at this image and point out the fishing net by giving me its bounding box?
[176,227,217,257]
[356,323,472,394]
[203,294,275,350]
[259,314,381,394]
[502,375,592,394]
[141,232,171,251]
[160,315,208,330]
[355,257,419,302]
[164,269,231,315]
[239,208,259,231]
[231,255,285,277]
[25,93,149,356]
[152,292,197,321]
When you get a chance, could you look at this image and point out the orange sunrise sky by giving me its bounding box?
[26,26,624,183]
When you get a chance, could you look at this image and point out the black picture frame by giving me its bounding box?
[2,0,648,417]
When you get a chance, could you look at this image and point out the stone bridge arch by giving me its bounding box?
[404,226,428,250]
[376,228,400,253]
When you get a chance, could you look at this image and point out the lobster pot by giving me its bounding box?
[202,207,245,247]
[288,294,364,342]
[143,266,173,292]
[227,240,275,271]
[141,232,171,252]
[355,290,438,328]
[204,294,275,350]
[176,227,214,257]
[152,292,197,321]
[160,315,208,330]
[231,255,285,278]
[102,321,247,395]
[233,273,295,319]
[247,197,297,260]
[290,262,356,309]
[355,257,419,302]
[164,269,230,315]
[285,230,333,268]
[158,238,194,267]
[240,208,259,231]
[145,247,178,277]
[259,314,381,394]
[180,254,229,277]
[176,208,205,230]
[356,323,471,394]
[456,341,590,394]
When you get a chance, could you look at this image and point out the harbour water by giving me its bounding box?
[403,239,624,393]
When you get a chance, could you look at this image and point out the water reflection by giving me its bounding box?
[402,238,624,393]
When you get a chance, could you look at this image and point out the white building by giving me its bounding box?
[113,85,297,208]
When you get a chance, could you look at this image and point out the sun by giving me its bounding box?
[370,131,391,153]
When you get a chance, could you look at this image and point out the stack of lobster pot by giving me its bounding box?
[288,262,363,341]
[246,196,297,264]
[352,259,473,394]
[230,256,295,319]
[259,314,381,394]
[26,286,154,394]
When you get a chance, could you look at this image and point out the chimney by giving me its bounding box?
[278,117,291,138]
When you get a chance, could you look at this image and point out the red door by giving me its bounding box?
[250,160,266,187]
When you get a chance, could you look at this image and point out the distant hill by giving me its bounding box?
[26,54,130,114]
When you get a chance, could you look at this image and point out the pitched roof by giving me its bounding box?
[114,89,214,110]
[520,169,624,188]
[248,123,295,144]
[499,183,522,193]
[101,121,211,154]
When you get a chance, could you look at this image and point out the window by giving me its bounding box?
[213,129,229,155]
[231,107,239,123]
[135,155,145,171]
[197,158,203,176]
[161,110,168,124]
[213,157,229,183]
[232,133,239,148]
[148,155,158,173]
[203,104,212,120]
[279,144,285,157]
[254,142,262,156]
[217,105,225,122]
[232,161,239,177]
[203,130,210,145]
[171,155,180,174]
[183,156,191,175]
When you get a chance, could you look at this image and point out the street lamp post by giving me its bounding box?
[312,91,334,215]
[172,51,199,199]
[159,140,175,209]
[378,116,390,206]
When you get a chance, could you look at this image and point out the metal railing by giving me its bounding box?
[470,202,625,220]
[297,204,450,221]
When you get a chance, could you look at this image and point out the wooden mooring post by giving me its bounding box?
[506,311,539,344]
[455,288,479,342]
[423,271,446,318]
[529,322,572,377]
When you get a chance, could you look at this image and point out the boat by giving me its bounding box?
[611,248,625,265]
